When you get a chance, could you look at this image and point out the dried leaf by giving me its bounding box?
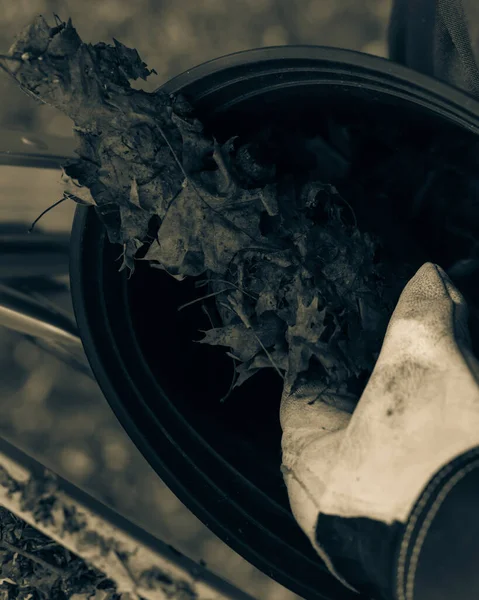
[8,14,416,400]
[111,37,154,80]
[196,312,284,363]
[61,170,96,206]
[233,347,289,387]
[129,178,141,208]
[197,323,261,362]
[285,293,326,386]
[144,178,266,277]
[0,506,116,600]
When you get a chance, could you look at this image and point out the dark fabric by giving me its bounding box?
[310,4,479,599]
[315,447,479,600]
[388,0,479,97]
[387,0,437,78]
[316,513,404,600]
[394,446,479,600]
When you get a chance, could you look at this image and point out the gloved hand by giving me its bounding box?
[280,262,479,593]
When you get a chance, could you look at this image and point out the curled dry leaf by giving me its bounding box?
[7,15,411,399]
[61,169,96,206]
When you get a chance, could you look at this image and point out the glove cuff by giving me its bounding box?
[315,445,479,600]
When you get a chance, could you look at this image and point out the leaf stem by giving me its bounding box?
[0,58,49,106]
[0,539,66,577]
[219,355,238,403]
[212,137,237,193]
[130,110,280,250]
[196,278,258,300]
[177,288,230,312]
[333,188,357,228]
[201,304,215,329]
[218,301,284,380]
[28,197,68,233]
[253,334,285,380]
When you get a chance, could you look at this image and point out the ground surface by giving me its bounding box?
[0,2,391,598]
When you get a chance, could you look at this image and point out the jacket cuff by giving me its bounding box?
[394,445,479,600]
[315,446,479,600]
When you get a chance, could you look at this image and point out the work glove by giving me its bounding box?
[280,262,479,595]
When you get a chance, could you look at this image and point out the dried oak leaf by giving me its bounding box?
[196,311,285,363]
[285,282,351,392]
[7,15,411,398]
[286,293,325,374]
[8,15,185,274]
[170,111,216,177]
[61,169,96,206]
[143,143,273,278]
[233,345,289,388]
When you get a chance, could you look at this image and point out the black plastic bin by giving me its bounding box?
[69,46,479,600]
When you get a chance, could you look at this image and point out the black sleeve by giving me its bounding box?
[315,446,479,600]
[388,0,479,97]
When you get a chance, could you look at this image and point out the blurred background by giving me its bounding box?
[0,1,392,598]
